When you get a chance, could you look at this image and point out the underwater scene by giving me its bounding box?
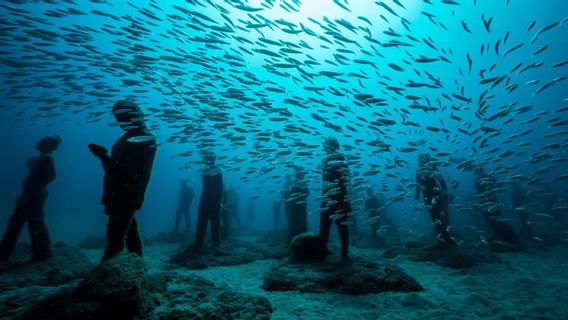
[0,0,567,319]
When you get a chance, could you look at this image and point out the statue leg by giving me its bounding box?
[28,201,52,261]
[125,216,143,257]
[335,214,349,258]
[210,206,221,245]
[0,201,28,260]
[102,209,134,261]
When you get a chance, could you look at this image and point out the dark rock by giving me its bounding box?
[77,237,107,249]
[290,232,326,261]
[261,256,422,295]
[4,252,274,320]
[383,241,501,269]
[0,285,74,320]
[146,232,190,246]
[170,243,257,269]
[17,253,154,320]
[350,236,387,249]
[490,240,527,253]
[0,243,94,292]
[149,273,274,320]
[255,239,290,260]
[76,253,150,315]
[170,239,288,270]
[255,230,287,243]
[381,249,398,259]
[405,240,427,249]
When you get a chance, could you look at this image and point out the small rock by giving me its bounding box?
[77,237,107,250]
[170,240,286,270]
[0,244,94,292]
[290,232,327,261]
[18,253,153,320]
[262,257,422,295]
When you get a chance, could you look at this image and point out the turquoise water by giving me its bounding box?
[0,0,567,259]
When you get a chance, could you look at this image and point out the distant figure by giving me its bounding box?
[319,137,351,259]
[542,187,561,241]
[246,199,256,229]
[272,197,283,231]
[221,186,230,240]
[365,187,381,239]
[474,166,521,245]
[193,151,223,248]
[415,153,455,246]
[221,185,239,239]
[273,175,292,231]
[377,193,399,239]
[172,179,194,235]
[511,183,532,240]
[0,135,61,261]
[287,168,309,242]
[89,100,157,262]
[282,175,293,228]
[226,187,241,230]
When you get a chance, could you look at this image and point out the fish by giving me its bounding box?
[503,43,524,57]
[532,45,548,56]
[527,21,537,32]
[482,14,493,33]
[552,60,568,68]
[461,21,471,33]
[333,0,351,12]
[0,0,565,227]
[127,135,156,143]
[536,22,559,36]
[376,1,399,17]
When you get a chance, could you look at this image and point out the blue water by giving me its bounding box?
[0,0,567,267]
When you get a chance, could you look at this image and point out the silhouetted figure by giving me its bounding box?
[272,197,283,231]
[287,168,309,242]
[226,187,241,229]
[474,166,521,245]
[271,175,291,231]
[193,152,223,248]
[221,186,240,239]
[542,187,561,241]
[542,189,558,217]
[246,199,256,229]
[415,153,455,246]
[0,136,61,261]
[377,193,399,239]
[89,101,157,262]
[511,183,532,240]
[172,180,194,235]
[282,175,293,228]
[319,138,351,259]
[221,186,230,240]
[365,187,381,239]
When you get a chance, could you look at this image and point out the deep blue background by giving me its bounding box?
[0,0,566,243]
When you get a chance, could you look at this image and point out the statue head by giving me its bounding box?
[36,135,62,154]
[474,165,485,177]
[112,100,145,131]
[324,137,339,154]
[202,150,215,165]
[418,153,431,167]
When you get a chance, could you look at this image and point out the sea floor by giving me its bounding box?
[3,236,568,320]
[88,236,568,320]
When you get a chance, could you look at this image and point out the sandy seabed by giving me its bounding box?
[115,238,568,320]
[4,236,568,320]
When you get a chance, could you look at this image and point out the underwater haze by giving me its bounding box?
[0,0,567,319]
